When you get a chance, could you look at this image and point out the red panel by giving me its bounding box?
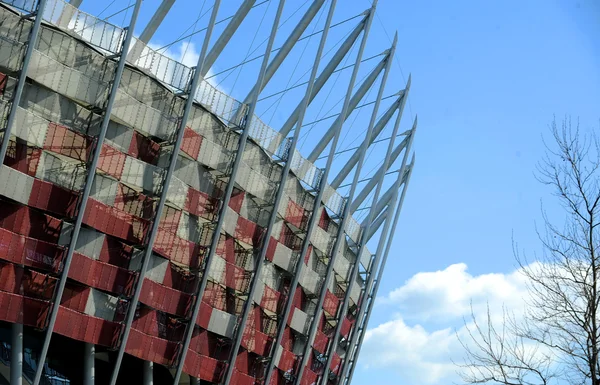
[261,284,281,313]
[60,284,90,313]
[97,144,126,179]
[54,306,121,347]
[231,370,255,385]
[329,352,342,374]
[281,327,294,351]
[180,127,203,159]
[186,187,214,219]
[235,350,250,374]
[285,199,307,230]
[196,301,212,329]
[0,227,64,273]
[183,349,224,383]
[304,245,312,265]
[0,261,56,300]
[0,201,63,242]
[301,367,318,385]
[313,329,329,354]
[44,123,90,162]
[69,252,136,296]
[125,327,178,366]
[153,227,201,268]
[29,178,79,217]
[0,290,49,328]
[0,72,6,94]
[235,216,263,246]
[323,289,340,317]
[99,236,133,268]
[216,236,236,264]
[4,140,40,176]
[163,263,196,293]
[202,281,227,311]
[269,371,285,385]
[292,286,305,310]
[241,325,270,356]
[340,316,352,339]
[277,348,296,372]
[133,307,185,341]
[224,260,248,292]
[318,209,330,231]
[140,278,192,317]
[228,188,244,214]
[279,225,302,251]
[265,237,277,262]
[128,130,160,165]
[83,198,148,244]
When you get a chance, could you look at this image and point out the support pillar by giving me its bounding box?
[83,343,94,385]
[11,323,23,385]
[0,0,47,164]
[143,361,153,385]
[292,4,378,385]
[219,2,288,383]
[201,0,257,77]
[349,118,416,213]
[32,2,144,384]
[344,156,415,385]
[338,112,416,383]
[317,26,395,385]
[331,85,408,189]
[278,15,367,137]
[306,53,390,162]
[242,0,326,104]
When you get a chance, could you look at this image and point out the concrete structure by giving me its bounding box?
[0,0,417,384]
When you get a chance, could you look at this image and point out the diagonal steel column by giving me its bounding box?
[1,3,47,382]
[317,31,396,385]
[242,0,326,104]
[32,2,144,385]
[349,117,416,213]
[260,1,338,384]
[0,0,47,164]
[219,1,287,384]
[327,71,414,385]
[330,80,409,189]
[107,2,222,384]
[128,0,176,62]
[365,207,387,242]
[278,15,367,137]
[306,52,389,163]
[343,154,415,385]
[201,0,256,77]
[292,3,378,384]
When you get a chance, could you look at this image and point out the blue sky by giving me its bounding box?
[77,0,600,383]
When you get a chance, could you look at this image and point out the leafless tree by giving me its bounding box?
[456,118,600,385]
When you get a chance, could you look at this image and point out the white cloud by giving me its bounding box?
[359,263,531,385]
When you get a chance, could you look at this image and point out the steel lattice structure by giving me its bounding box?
[0,0,416,384]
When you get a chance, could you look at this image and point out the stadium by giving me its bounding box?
[0,0,416,384]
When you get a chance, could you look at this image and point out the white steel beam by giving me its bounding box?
[243,0,326,104]
[279,15,367,137]
[339,119,415,382]
[317,30,396,385]
[0,0,47,163]
[306,51,390,163]
[350,117,416,213]
[343,154,415,385]
[330,79,409,189]
[261,1,337,384]
[366,206,387,241]
[201,0,257,77]
[292,3,378,384]
[32,2,144,385]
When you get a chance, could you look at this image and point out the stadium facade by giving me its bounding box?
[0,0,416,384]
